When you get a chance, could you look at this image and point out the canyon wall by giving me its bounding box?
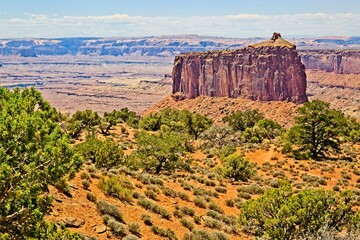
[172,39,308,104]
[300,50,360,74]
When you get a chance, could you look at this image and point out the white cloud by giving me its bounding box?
[0,12,359,38]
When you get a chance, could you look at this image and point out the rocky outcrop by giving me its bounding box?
[172,36,308,104]
[299,50,360,74]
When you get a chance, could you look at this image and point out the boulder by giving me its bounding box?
[61,217,85,228]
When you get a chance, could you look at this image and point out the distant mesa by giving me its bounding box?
[172,33,308,104]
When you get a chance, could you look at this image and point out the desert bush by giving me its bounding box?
[205,180,216,187]
[225,199,235,207]
[193,216,202,225]
[179,206,195,217]
[86,192,97,203]
[240,182,359,239]
[268,179,280,188]
[237,192,252,200]
[138,197,172,220]
[223,109,264,131]
[215,186,227,194]
[318,178,328,186]
[180,218,194,231]
[203,217,224,230]
[139,108,212,140]
[206,210,236,226]
[106,218,127,237]
[145,189,159,201]
[128,222,141,237]
[183,229,228,240]
[82,179,91,189]
[194,197,207,209]
[76,136,124,169]
[98,175,133,203]
[201,126,240,150]
[141,214,153,226]
[151,225,178,240]
[208,202,224,214]
[100,108,139,135]
[96,200,124,222]
[177,191,190,201]
[80,172,91,180]
[219,145,237,160]
[162,187,177,197]
[237,183,265,195]
[220,154,255,181]
[133,131,188,173]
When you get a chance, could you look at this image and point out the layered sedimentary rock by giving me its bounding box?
[172,36,308,103]
[300,50,360,74]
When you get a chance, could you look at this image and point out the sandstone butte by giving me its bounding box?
[172,33,308,104]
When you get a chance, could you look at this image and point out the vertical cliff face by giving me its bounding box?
[172,37,308,104]
[300,50,360,74]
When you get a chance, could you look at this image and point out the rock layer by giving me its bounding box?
[300,50,360,74]
[172,38,308,103]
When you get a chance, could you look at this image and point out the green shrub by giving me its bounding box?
[220,154,255,181]
[223,109,264,131]
[76,137,124,169]
[80,172,91,180]
[240,182,359,239]
[98,175,133,203]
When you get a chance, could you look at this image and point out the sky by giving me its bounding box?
[0,0,359,38]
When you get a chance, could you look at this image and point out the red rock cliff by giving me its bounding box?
[172,36,308,104]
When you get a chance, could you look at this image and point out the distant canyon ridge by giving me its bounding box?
[1,35,359,75]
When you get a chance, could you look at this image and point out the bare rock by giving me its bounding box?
[61,217,85,228]
[95,225,107,234]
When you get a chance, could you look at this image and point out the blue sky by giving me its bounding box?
[1,0,359,38]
